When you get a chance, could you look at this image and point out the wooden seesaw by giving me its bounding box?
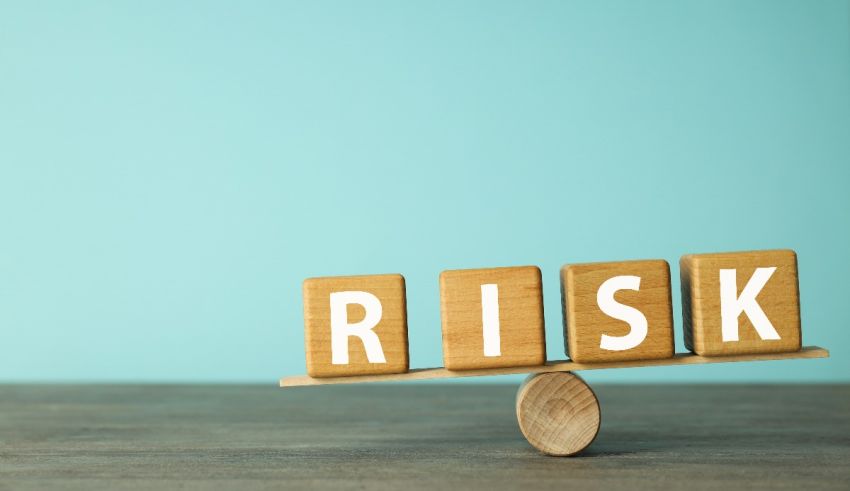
[281,249,829,456]
[280,347,829,456]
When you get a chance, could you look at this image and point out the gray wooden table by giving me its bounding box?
[1,384,848,490]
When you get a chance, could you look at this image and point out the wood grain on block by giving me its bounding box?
[680,250,801,356]
[516,372,600,456]
[303,274,409,377]
[561,259,674,363]
[280,346,828,387]
[439,266,546,370]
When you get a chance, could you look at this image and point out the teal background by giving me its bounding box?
[1,1,848,383]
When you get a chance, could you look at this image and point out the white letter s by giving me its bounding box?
[597,275,649,351]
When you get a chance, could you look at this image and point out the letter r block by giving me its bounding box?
[440,266,546,370]
[561,259,674,363]
[680,250,801,356]
[303,274,409,377]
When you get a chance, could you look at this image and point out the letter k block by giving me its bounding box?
[303,274,409,377]
[680,250,802,356]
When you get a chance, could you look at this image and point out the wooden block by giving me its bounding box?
[561,259,674,363]
[439,266,546,370]
[680,249,801,356]
[303,274,409,377]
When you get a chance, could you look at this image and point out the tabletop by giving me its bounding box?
[1,383,848,490]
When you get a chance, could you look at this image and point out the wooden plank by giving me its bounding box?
[280,345,829,387]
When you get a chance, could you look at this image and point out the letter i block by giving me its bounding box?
[561,259,674,363]
[303,274,409,377]
[680,250,801,356]
[439,266,546,370]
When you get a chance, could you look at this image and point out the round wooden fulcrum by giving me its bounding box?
[515,372,601,456]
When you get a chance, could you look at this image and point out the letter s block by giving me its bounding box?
[680,250,801,356]
[440,266,546,370]
[303,274,409,377]
[561,259,674,363]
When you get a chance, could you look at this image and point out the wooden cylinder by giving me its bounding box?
[515,372,601,456]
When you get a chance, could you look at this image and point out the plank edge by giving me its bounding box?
[279,346,829,388]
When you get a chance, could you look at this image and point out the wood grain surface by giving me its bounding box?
[303,274,409,377]
[439,266,546,370]
[516,372,600,456]
[280,346,828,387]
[681,250,801,356]
[1,383,848,490]
[561,259,674,362]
